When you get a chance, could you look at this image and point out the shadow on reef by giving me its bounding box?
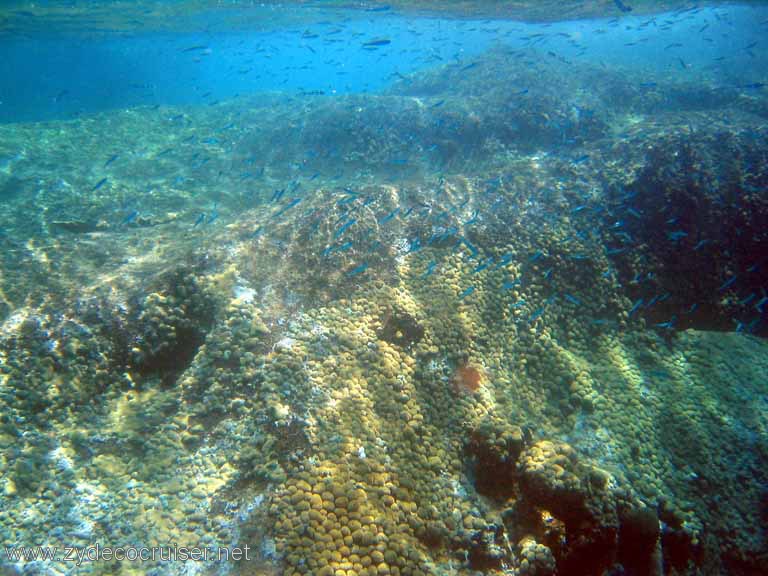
[603,128,768,338]
[463,421,705,576]
[126,267,217,385]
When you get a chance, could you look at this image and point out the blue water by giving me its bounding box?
[1,3,766,123]
[1,3,768,576]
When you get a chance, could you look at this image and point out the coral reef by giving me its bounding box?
[0,39,767,576]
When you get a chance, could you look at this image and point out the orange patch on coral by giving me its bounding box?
[453,364,484,394]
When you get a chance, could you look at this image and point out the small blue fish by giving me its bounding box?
[502,279,520,291]
[104,154,119,168]
[347,262,368,277]
[655,316,677,330]
[378,208,399,225]
[668,230,688,242]
[464,211,479,226]
[739,293,756,306]
[91,177,108,192]
[494,253,513,269]
[193,212,206,227]
[460,237,479,258]
[645,294,661,308]
[473,257,494,274]
[323,241,353,257]
[529,294,556,323]
[459,286,475,299]
[718,275,737,292]
[629,298,644,316]
[274,197,302,219]
[528,307,546,323]
[362,38,391,48]
[406,237,422,254]
[564,293,581,306]
[335,218,357,239]
[121,210,139,225]
[693,239,711,251]
[511,300,526,308]
[755,296,768,313]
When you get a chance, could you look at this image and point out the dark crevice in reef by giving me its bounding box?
[465,419,525,501]
[459,420,714,576]
[604,129,768,337]
[127,267,217,386]
[378,307,424,349]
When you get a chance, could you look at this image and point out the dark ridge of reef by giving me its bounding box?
[606,127,768,337]
[461,419,709,576]
[126,267,218,386]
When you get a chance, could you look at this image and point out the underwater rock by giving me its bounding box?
[50,219,108,233]
[517,440,620,574]
[128,268,216,384]
[465,522,510,570]
[517,441,591,523]
[618,506,663,576]
[378,307,424,349]
[466,418,524,499]
[517,536,556,576]
[0,176,28,200]
[609,128,768,336]
[660,520,703,574]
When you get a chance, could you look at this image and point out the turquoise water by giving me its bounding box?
[1,4,766,121]
[0,2,767,576]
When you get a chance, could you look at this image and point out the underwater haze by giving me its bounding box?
[1,1,767,576]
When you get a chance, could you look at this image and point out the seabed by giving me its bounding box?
[0,36,767,576]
